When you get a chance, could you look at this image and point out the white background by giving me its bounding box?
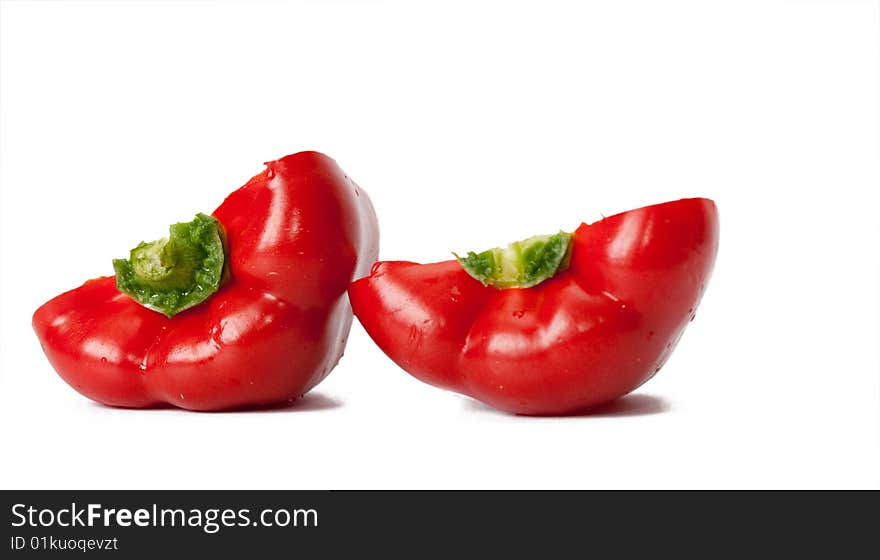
[1,0,878,489]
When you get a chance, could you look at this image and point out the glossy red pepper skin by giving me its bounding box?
[349,198,718,415]
[33,152,379,410]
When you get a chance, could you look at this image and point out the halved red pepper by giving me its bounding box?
[349,198,718,415]
[33,151,378,410]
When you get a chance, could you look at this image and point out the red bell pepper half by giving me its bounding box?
[349,198,718,415]
[33,152,379,410]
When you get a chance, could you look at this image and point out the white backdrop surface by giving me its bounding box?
[1,0,878,488]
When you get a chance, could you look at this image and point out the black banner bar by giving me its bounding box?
[1,490,876,556]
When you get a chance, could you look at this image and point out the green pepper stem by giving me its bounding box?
[113,213,226,317]
[454,231,572,289]
[131,238,174,281]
